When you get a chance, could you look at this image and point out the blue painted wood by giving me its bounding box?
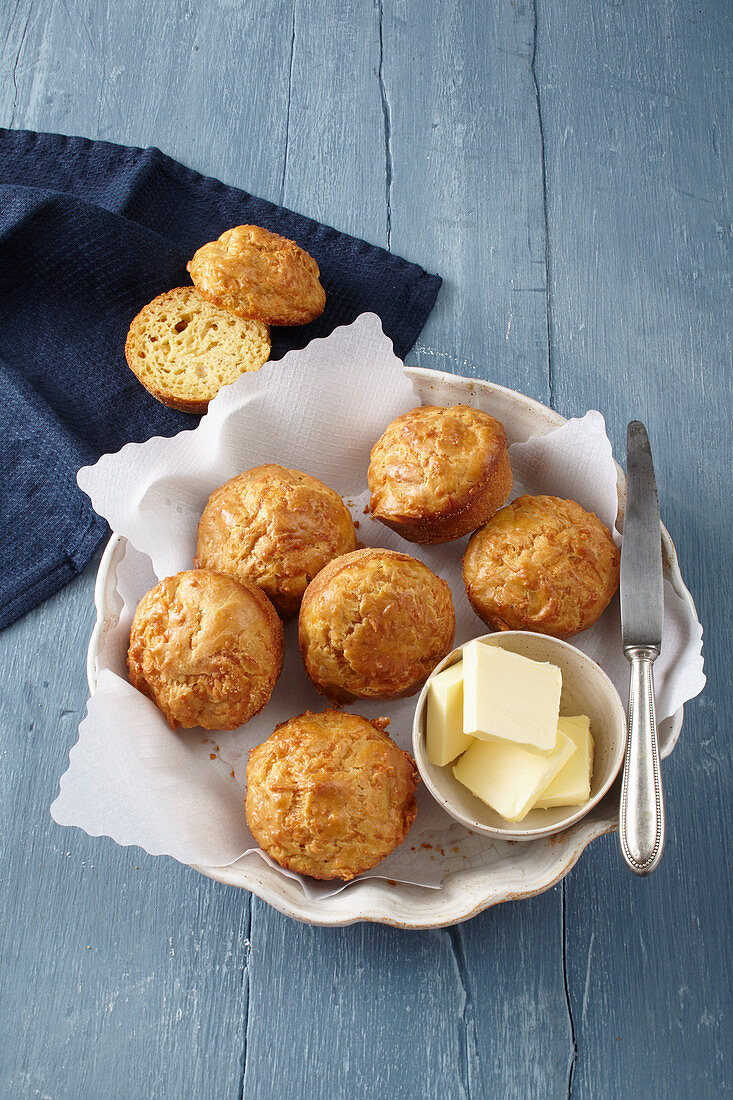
[242,5,571,1098]
[0,0,730,1097]
[389,0,552,405]
[1,0,294,202]
[0,561,253,1099]
[535,1,732,1095]
[244,890,572,1100]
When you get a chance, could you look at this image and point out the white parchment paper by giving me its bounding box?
[51,313,705,897]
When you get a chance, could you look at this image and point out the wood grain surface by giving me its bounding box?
[1,1,730,1097]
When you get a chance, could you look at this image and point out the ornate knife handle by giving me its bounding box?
[619,646,665,875]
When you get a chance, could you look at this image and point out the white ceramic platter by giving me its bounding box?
[87,366,695,928]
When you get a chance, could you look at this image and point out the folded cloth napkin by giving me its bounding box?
[0,129,441,630]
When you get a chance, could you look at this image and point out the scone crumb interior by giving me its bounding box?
[125,286,271,413]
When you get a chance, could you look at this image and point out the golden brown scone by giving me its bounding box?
[298,548,455,702]
[194,465,357,618]
[187,224,326,326]
[463,495,620,638]
[124,286,271,414]
[127,570,284,730]
[368,405,513,544]
[245,710,418,880]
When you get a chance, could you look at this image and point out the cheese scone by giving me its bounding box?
[246,710,418,880]
[187,224,325,326]
[195,465,357,618]
[369,405,512,544]
[463,495,620,638]
[127,570,283,730]
[299,548,455,702]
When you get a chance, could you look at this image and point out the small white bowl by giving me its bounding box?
[412,632,627,841]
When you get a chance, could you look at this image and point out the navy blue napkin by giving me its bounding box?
[0,130,441,630]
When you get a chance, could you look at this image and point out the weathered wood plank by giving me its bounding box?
[242,3,571,1098]
[238,3,496,1097]
[536,0,732,1094]
[386,1,573,1096]
[244,890,572,1100]
[0,0,294,201]
[274,0,387,243]
[388,0,551,405]
[0,563,254,1100]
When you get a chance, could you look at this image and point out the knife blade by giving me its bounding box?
[619,420,665,875]
[621,421,664,651]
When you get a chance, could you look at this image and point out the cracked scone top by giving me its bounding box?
[187,224,326,326]
[368,404,513,544]
[127,570,284,730]
[463,495,620,639]
[298,548,455,702]
[245,709,418,880]
[194,465,357,619]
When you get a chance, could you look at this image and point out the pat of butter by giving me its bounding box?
[453,731,576,823]
[426,662,475,766]
[533,716,594,809]
[462,641,562,753]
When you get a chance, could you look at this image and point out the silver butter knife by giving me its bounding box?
[619,421,666,874]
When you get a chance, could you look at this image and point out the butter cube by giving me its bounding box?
[462,641,562,753]
[453,731,576,823]
[426,662,475,766]
[533,716,594,809]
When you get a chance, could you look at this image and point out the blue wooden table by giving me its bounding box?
[1,2,730,1096]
